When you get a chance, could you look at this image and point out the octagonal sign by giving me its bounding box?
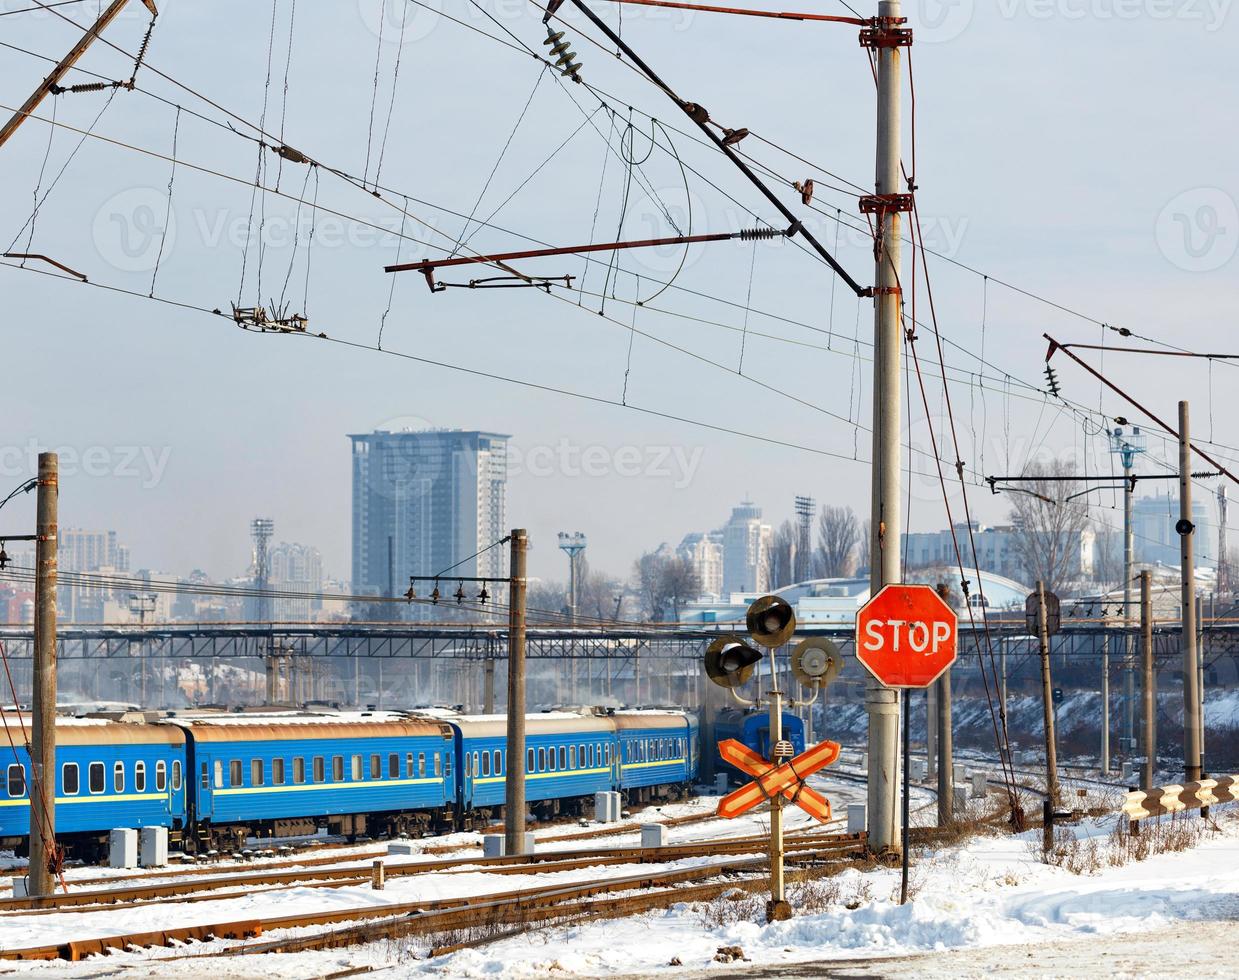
[856,584,958,689]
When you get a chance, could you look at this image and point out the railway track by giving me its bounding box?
[0,828,864,915]
[1,838,869,961]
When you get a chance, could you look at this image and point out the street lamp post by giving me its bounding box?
[1110,426,1146,771]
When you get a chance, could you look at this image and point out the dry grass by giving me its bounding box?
[1036,806,1230,874]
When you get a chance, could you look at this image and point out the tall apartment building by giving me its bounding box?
[677,530,724,599]
[1132,493,1213,567]
[350,428,509,598]
[270,543,325,622]
[722,501,772,598]
[58,528,130,622]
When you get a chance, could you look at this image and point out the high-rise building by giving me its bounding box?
[350,428,510,598]
[722,501,772,598]
[1132,493,1213,567]
[677,530,724,599]
[270,543,324,622]
[58,528,130,622]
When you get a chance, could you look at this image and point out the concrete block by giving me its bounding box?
[640,823,668,848]
[952,786,968,814]
[714,772,729,795]
[387,841,417,856]
[611,792,623,821]
[953,764,967,784]
[139,826,168,867]
[10,877,27,898]
[482,834,505,858]
[594,791,613,823]
[970,773,988,799]
[910,758,928,782]
[109,828,138,869]
[846,802,866,835]
[523,832,535,855]
[1121,761,1134,781]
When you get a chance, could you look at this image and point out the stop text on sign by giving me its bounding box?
[860,618,953,654]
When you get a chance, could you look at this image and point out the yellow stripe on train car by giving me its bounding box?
[213,777,443,797]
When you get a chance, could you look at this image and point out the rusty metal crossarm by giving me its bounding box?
[593,0,870,24]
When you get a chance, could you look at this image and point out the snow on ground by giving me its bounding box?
[2,778,1226,977]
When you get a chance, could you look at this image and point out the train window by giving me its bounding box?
[559,747,567,770]
[464,754,471,778]
[538,747,546,771]
[333,757,345,781]
[481,752,490,777]
[407,753,414,777]
[569,746,576,770]
[493,750,501,776]
[91,762,106,794]
[229,760,241,787]
[444,753,452,777]
[294,758,306,784]
[114,762,125,793]
[7,764,24,798]
[579,744,585,767]
[351,756,362,781]
[370,755,381,779]
[172,760,182,791]
[434,753,442,777]
[155,761,167,792]
[204,763,212,789]
[251,760,264,787]
[389,754,399,778]
[418,753,426,778]
[135,761,146,793]
[527,748,535,772]
[472,752,479,777]
[313,757,325,782]
[63,763,79,795]
[272,759,285,785]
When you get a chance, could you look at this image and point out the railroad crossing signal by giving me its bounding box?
[716,738,840,822]
[1025,589,1061,635]
[855,584,958,689]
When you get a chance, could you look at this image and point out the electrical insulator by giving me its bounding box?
[721,127,749,147]
[404,577,416,602]
[478,586,489,604]
[0,544,8,571]
[454,582,466,604]
[738,227,784,241]
[544,28,582,82]
[431,582,441,604]
[1044,364,1061,397]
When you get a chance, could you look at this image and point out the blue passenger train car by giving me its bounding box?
[452,712,617,822]
[0,718,186,862]
[613,709,697,804]
[713,707,806,784]
[171,714,456,851]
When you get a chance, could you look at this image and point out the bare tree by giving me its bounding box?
[1008,461,1091,596]
[661,556,701,620]
[632,551,700,621]
[527,579,568,622]
[770,520,798,589]
[1090,524,1123,593]
[856,518,872,577]
[816,505,860,578]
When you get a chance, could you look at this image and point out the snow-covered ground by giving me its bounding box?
[0,779,1230,978]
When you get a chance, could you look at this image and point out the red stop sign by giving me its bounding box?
[856,584,958,688]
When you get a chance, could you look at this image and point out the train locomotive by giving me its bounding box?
[0,706,699,861]
[713,707,806,785]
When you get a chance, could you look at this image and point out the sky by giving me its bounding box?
[0,0,1236,585]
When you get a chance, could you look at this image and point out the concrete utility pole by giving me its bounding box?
[504,529,528,857]
[29,452,58,897]
[1100,633,1109,776]
[1140,570,1155,789]
[935,583,953,827]
[865,0,906,857]
[767,677,788,919]
[1036,581,1060,807]
[1179,403,1202,783]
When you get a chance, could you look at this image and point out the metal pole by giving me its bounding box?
[1179,402,1202,782]
[865,0,905,857]
[29,452,58,897]
[767,683,790,921]
[935,583,953,828]
[926,681,937,782]
[483,654,495,714]
[1037,581,1060,807]
[1140,570,1155,789]
[504,529,528,857]
[1122,459,1135,759]
[1100,633,1110,775]
[569,551,578,625]
[899,687,911,905]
